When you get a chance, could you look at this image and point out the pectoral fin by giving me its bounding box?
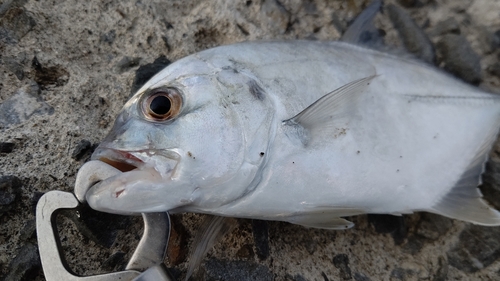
[341,0,383,47]
[283,75,376,130]
[285,207,365,230]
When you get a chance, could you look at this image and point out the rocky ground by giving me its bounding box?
[1,0,500,280]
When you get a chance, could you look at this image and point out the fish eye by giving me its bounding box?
[141,88,183,121]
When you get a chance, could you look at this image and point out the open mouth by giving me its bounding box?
[92,148,144,172]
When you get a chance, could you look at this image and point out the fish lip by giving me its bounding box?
[91,148,145,172]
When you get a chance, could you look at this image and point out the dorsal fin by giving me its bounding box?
[283,75,376,130]
[341,0,383,48]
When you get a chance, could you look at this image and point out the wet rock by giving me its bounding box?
[260,0,290,35]
[251,219,270,260]
[368,214,407,245]
[0,142,15,153]
[204,258,273,281]
[0,175,21,214]
[71,139,93,161]
[2,243,41,281]
[114,56,141,74]
[100,29,116,44]
[0,7,35,44]
[386,4,435,64]
[447,225,500,273]
[0,82,54,128]
[429,18,460,36]
[130,55,171,95]
[60,203,131,247]
[32,56,70,87]
[436,34,482,85]
[332,254,352,280]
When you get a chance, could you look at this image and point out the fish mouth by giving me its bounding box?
[92,148,145,172]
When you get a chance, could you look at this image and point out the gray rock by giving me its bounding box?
[386,4,435,64]
[332,254,352,280]
[0,82,54,128]
[2,56,24,80]
[429,18,460,37]
[2,243,41,281]
[447,225,500,273]
[0,175,21,214]
[260,0,290,35]
[0,7,35,44]
[204,258,273,281]
[437,34,482,84]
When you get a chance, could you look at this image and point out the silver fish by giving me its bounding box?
[76,38,500,230]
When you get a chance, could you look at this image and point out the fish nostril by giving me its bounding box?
[99,157,138,172]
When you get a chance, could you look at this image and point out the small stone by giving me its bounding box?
[0,175,21,214]
[71,139,93,161]
[2,243,41,281]
[100,29,116,44]
[429,18,460,37]
[203,258,273,281]
[447,225,500,273]
[0,142,15,153]
[260,0,290,35]
[114,56,142,74]
[251,219,270,260]
[0,7,36,44]
[436,34,482,85]
[333,254,352,280]
[0,82,54,128]
[236,244,255,259]
[130,56,171,95]
[386,4,435,64]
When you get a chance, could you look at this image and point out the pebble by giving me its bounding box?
[260,0,290,35]
[2,243,41,281]
[386,4,435,64]
[436,34,482,84]
[447,225,500,273]
[0,82,54,127]
[130,56,172,95]
[0,175,21,214]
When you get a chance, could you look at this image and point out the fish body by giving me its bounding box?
[85,40,500,229]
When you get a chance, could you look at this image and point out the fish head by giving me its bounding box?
[85,57,274,215]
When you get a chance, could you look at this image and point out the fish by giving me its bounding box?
[75,2,500,231]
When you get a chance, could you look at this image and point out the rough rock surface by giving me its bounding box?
[1,0,500,280]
